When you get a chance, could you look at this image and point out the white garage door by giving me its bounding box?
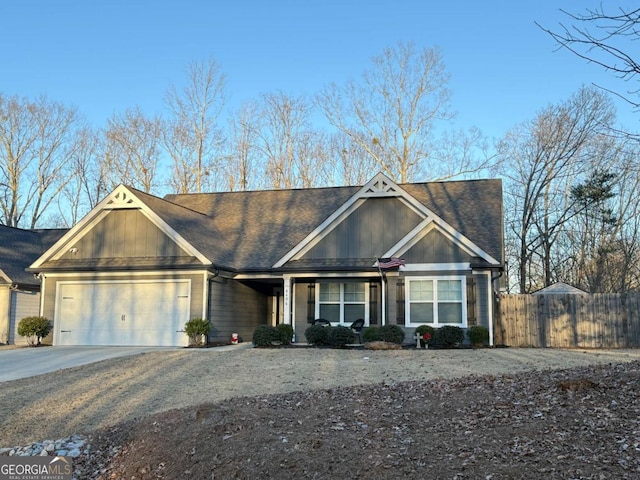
[56,280,190,346]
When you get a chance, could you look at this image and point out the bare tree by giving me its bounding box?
[222,102,262,191]
[498,86,615,293]
[255,91,328,189]
[0,94,80,228]
[316,42,454,182]
[103,107,163,193]
[163,57,226,193]
[327,131,377,186]
[537,6,640,110]
[57,127,105,227]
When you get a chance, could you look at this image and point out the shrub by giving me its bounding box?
[305,324,330,346]
[275,323,294,345]
[329,325,356,347]
[414,324,436,347]
[378,324,405,344]
[362,326,381,343]
[433,325,464,347]
[17,316,51,346]
[184,318,210,346]
[467,325,489,346]
[252,325,277,347]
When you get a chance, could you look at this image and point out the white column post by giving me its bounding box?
[283,275,292,325]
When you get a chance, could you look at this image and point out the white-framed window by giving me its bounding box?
[405,276,466,327]
[315,282,369,325]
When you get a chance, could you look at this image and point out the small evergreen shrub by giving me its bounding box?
[305,324,330,346]
[378,324,405,344]
[329,325,356,347]
[17,316,51,346]
[252,325,277,347]
[433,325,464,347]
[184,318,210,346]
[467,325,489,346]
[414,324,436,347]
[275,323,294,345]
[362,326,381,343]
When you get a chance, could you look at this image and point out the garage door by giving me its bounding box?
[56,280,190,346]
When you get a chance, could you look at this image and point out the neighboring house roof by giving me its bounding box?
[0,225,67,286]
[532,282,588,295]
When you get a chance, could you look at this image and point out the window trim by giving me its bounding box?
[315,281,369,326]
[404,276,467,327]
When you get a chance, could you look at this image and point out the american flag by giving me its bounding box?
[377,257,406,269]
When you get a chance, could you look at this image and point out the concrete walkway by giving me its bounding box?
[0,346,176,382]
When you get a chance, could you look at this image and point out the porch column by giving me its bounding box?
[283,275,292,325]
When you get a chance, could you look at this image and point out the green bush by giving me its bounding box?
[329,325,356,347]
[304,324,330,346]
[252,325,277,347]
[17,316,51,346]
[378,324,405,344]
[433,325,464,347]
[467,325,489,346]
[184,318,210,346]
[414,324,436,347]
[275,323,294,345]
[362,326,381,343]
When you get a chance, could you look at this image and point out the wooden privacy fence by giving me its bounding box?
[496,293,640,348]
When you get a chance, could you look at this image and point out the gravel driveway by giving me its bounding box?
[2,346,640,448]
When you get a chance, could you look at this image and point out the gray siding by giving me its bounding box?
[43,272,205,345]
[474,273,490,330]
[0,286,9,344]
[402,229,470,264]
[9,290,41,345]
[62,210,189,259]
[293,281,314,342]
[303,198,422,259]
[208,278,267,343]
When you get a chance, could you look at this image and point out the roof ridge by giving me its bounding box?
[124,185,211,218]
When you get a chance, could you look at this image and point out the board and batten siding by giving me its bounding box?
[207,278,267,343]
[402,229,471,264]
[61,209,188,259]
[42,273,205,345]
[303,197,422,260]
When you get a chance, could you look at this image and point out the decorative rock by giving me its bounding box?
[0,434,88,457]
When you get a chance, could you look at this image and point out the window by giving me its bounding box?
[405,277,466,327]
[316,282,368,325]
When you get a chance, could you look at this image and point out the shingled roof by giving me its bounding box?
[0,226,67,285]
[157,178,503,271]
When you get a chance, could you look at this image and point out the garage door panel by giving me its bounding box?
[56,281,190,346]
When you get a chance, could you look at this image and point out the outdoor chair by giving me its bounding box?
[350,318,365,343]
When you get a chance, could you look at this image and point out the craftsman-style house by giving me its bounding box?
[25,173,503,346]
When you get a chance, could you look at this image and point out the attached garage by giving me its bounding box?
[54,280,191,346]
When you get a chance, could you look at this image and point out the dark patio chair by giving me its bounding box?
[312,318,331,327]
[350,318,365,343]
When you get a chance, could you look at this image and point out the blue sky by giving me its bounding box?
[1,0,638,141]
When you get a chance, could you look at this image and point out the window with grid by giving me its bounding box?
[405,277,465,326]
[317,282,367,325]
